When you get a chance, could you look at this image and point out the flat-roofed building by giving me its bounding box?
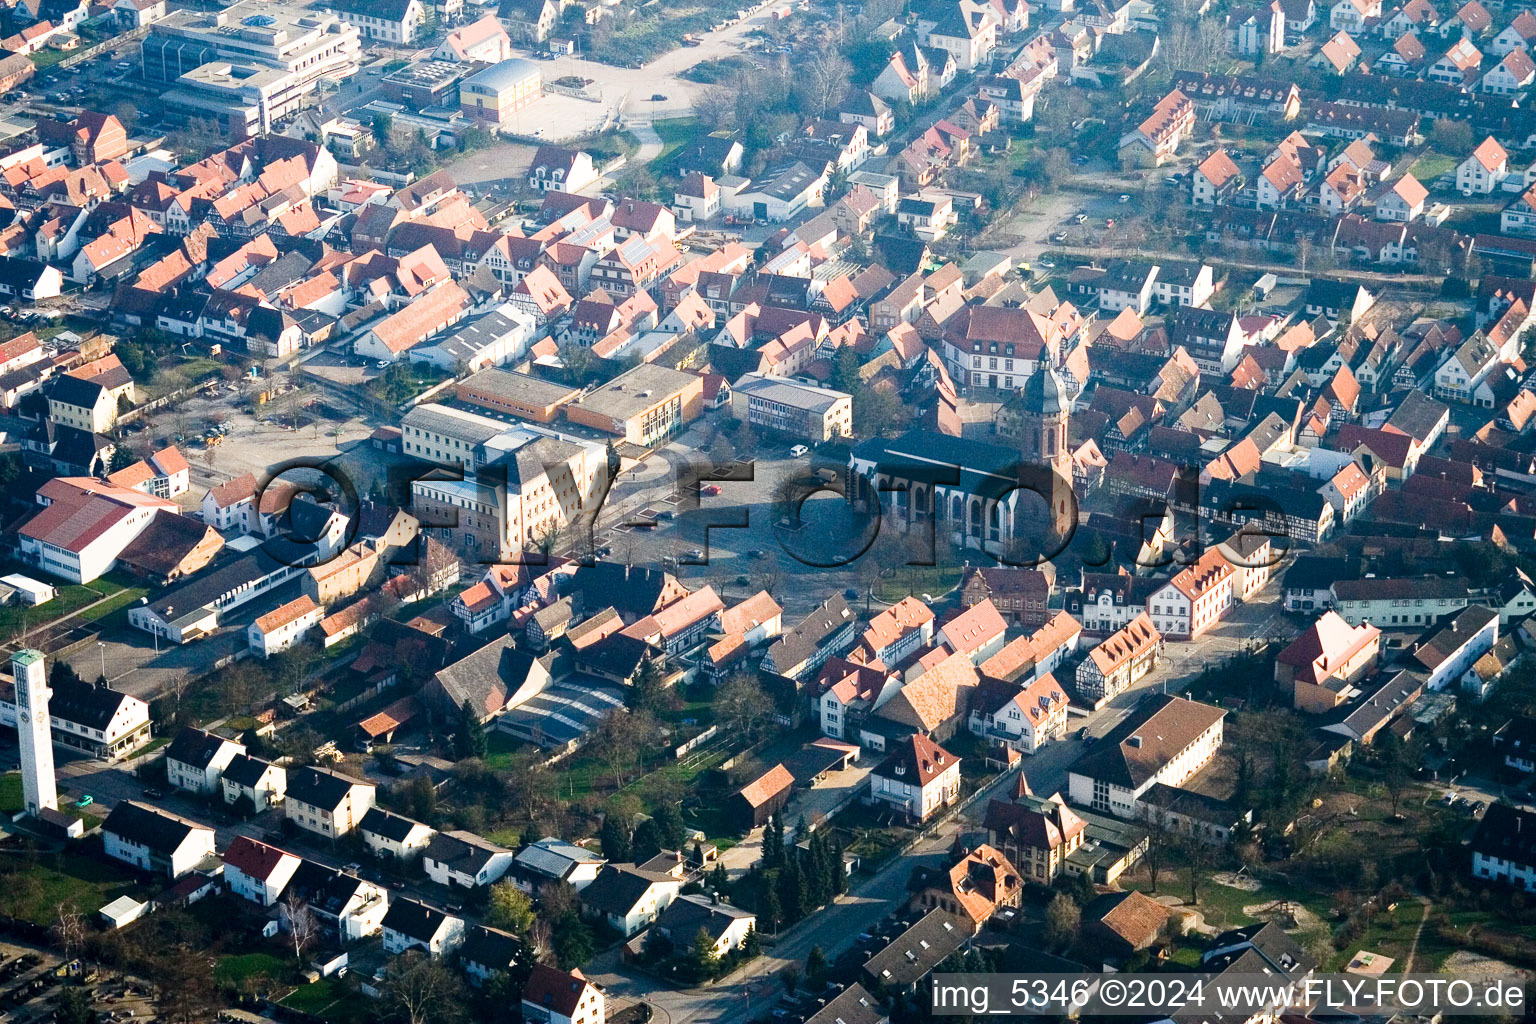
[730,372,852,442]
[143,1,362,137]
[565,363,703,446]
[456,368,580,423]
[410,427,604,561]
[460,58,541,125]
[380,59,463,109]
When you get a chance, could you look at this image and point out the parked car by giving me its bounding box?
[700,483,722,496]
[789,444,808,457]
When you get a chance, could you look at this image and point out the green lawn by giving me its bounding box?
[1322,899,1426,972]
[1408,151,1456,184]
[0,773,21,814]
[78,586,149,625]
[28,49,67,68]
[216,953,290,989]
[0,581,108,636]
[0,851,151,925]
[649,116,698,167]
[873,565,964,604]
[280,977,370,1024]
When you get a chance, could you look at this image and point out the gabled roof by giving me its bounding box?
[287,765,372,811]
[381,896,455,943]
[165,726,240,771]
[1071,694,1225,789]
[223,835,297,883]
[102,801,211,854]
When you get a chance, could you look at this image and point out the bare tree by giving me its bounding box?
[694,85,737,130]
[799,42,853,119]
[1179,831,1216,906]
[279,890,319,961]
[52,903,85,962]
[715,673,775,740]
[526,917,553,962]
[382,951,465,1024]
[1141,806,1174,893]
[165,671,191,720]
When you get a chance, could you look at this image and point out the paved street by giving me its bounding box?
[587,585,1293,1023]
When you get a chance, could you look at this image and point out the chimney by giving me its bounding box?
[1128,735,1143,748]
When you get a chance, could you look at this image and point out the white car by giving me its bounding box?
[1118,193,1132,203]
[789,444,808,457]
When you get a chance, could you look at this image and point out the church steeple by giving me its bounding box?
[1018,365,1070,470]
[1017,365,1074,536]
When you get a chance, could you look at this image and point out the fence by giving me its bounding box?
[118,374,223,424]
[674,724,718,759]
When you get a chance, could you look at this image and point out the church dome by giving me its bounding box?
[1021,365,1066,416]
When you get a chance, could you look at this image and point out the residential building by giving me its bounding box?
[968,672,1070,753]
[1277,611,1381,712]
[578,865,681,937]
[248,595,322,657]
[1458,137,1509,195]
[223,836,301,907]
[164,727,245,795]
[1076,613,1162,704]
[360,808,437,862]
[1146,548,1234,640]
[102,802,215,878]
[1067,694,1225,817]
[423,830,515,889]
[869,734,961,823]
[521,964,605,1024]
[1470,802,1536,892]
[0,673,151,760]
[285,766,375,838]
[382,897,466,957]
[1413,604,1499,692]
[220,753,286,811]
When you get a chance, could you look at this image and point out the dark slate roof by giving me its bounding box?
[655,893,755,942]
[43,677,137,733]
[165,726,236,771]
[48,373,105,408]
[1471,802,1536,866]
[287,861,370,917]
[805,983,886,1024]
[1282,555,1355,591]
[221,752,279,789]
[862,908,969,989]
[461,924,525,971]
[382,896,453,943]
[1203,921,1315,976]
[0,255,52,291]
[566,562,677,621]
[360,807,428,844]
[423,830,508,877]
[578,865,675,917]
[287,766,372,811]
[102,801,209,854]
[432,635,543,718]
[763,592,854,675]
